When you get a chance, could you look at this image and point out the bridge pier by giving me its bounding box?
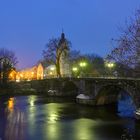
[76,79,96,105]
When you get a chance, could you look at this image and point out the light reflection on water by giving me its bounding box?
[73,119,97,140]
[28,96,36,107]
[0,95,139,140]
[4,97,25,140]
[7,97,14,112]
[47,103,60,123]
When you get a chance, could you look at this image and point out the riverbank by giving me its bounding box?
[0,80,78,97]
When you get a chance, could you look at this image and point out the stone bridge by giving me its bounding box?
[13,77,140,108]
[59,77,140,107]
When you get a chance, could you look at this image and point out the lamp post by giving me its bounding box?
[106,62,115,77]
[72,67,78,77]
[79,61,87,77]
[49,65,56,77]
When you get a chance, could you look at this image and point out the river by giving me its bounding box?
[0,95,140,140]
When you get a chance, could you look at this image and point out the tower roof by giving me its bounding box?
[59,32,66,45]
[61,32,65,40]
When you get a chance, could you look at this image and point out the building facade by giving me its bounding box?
[14,63,44,81]
[59,32,71,77]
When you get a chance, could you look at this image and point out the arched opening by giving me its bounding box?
[96,85,136,118]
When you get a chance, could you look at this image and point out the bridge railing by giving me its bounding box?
[9,73,140,82]
[43,74,140,80]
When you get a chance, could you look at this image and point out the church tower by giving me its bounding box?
[59,32,71,77]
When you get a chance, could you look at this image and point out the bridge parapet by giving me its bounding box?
[64,77,140,107]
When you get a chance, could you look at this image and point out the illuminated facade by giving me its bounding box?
[37,63,44,79]
[9,69,17,81]
[9,63,58,81]
[16,63,44,81]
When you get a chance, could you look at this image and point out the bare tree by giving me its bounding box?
[69,50,81,61]
[0,48,18,84]
[107,9,140,69]
[43,33,71,77]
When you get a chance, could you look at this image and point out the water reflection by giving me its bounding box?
[28,95,36,107]
[27,96,38,137]
[47,103,60,123]
[0,95,139,140]
[5,97,25,140]
[7,97,14,112]
[118,91,136,118]
[44,103,61,139]
[120,119,136,139]
[74,119,96,140]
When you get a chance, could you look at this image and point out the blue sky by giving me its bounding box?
[0,0,140,68]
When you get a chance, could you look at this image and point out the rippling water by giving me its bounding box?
[0,95,140,140]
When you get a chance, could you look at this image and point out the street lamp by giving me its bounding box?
[50,66,55,71]
[49,65,56,77]
[72,67,78,77]
[79,62,87,67]
[105,62,115,76]
[72,67,78,72]
[107,63,114,68]
[79,61,87,77]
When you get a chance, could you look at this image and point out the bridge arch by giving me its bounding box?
[95,83,137,108]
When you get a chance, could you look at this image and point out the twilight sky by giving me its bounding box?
[0,0,140,69]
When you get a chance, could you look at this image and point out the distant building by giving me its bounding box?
[59,32,71,77]
[15,63,44,81]
[9,32,72,81]
[9,69,17,81]
[43,65,56,78]
[37,63,44,80]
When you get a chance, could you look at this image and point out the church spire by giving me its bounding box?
[59,30,66,45]
[61,31,65,40]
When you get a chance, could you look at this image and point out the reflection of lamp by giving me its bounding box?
[45,104,60,140]
[30,100,34,106]
[8,98,14,111]
[29,95,36,106]
[74,119,95,140]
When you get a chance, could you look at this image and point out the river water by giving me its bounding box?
[0,95,140,140]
